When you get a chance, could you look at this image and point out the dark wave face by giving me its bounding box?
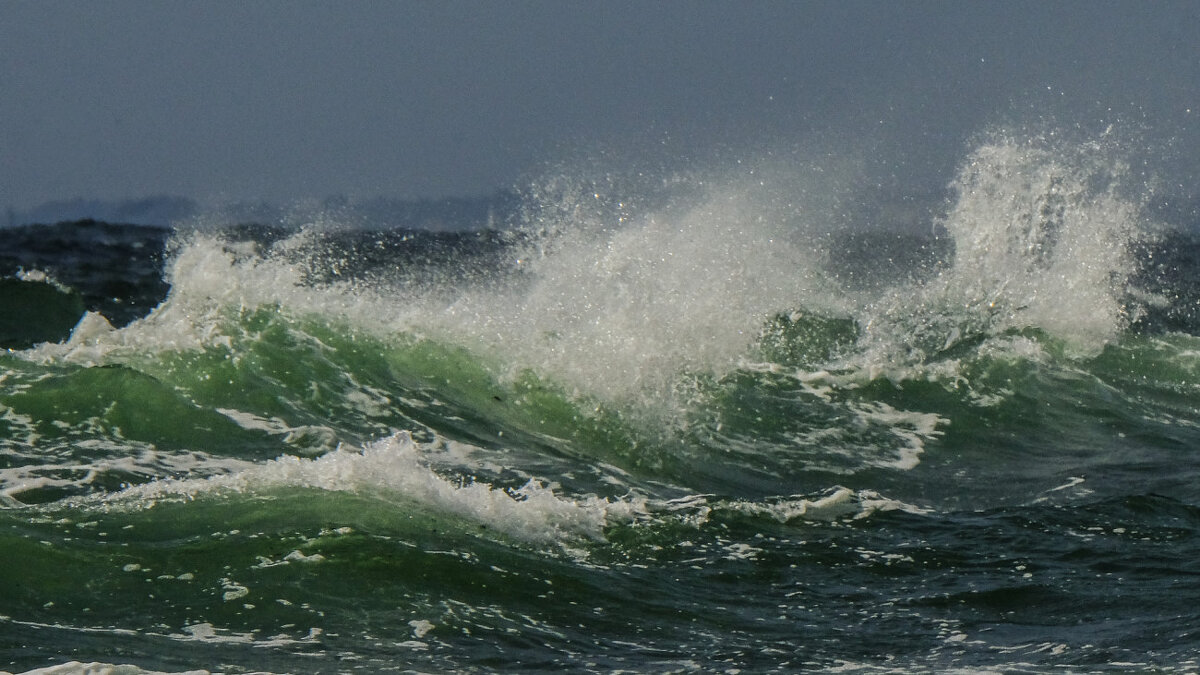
[4,132,1200,673]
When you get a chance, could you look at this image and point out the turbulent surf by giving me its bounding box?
[4,131,1200,673]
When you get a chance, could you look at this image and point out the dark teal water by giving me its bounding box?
[3,134,1200,673]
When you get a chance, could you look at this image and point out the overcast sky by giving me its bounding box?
[2,1,1198,212]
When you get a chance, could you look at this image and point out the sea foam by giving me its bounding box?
[101,431,644,547]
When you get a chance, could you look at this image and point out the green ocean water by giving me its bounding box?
[4,134,1200,673]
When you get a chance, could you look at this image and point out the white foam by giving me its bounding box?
[170,620,322,649]
[64,427,922,550]
[102,431,646,547]
[5,663,211,675]
[757,398,947,474]
[849,402,945,471]
[215,408,338,455]
[634,487,931,538]
[729,486,931,523]
[0,437,253,506]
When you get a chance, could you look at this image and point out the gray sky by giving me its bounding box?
[3,1,1198,212]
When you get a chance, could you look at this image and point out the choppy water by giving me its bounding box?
[4,131,1200,673]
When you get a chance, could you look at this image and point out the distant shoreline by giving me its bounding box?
[5,190,522,232]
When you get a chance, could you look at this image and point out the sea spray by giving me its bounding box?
[428,177,845,409]
[853,131,1148,379]
[21,131,1149,480]
[5,130,1200,672]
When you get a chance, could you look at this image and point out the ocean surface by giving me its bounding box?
[3,132,1200,673]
